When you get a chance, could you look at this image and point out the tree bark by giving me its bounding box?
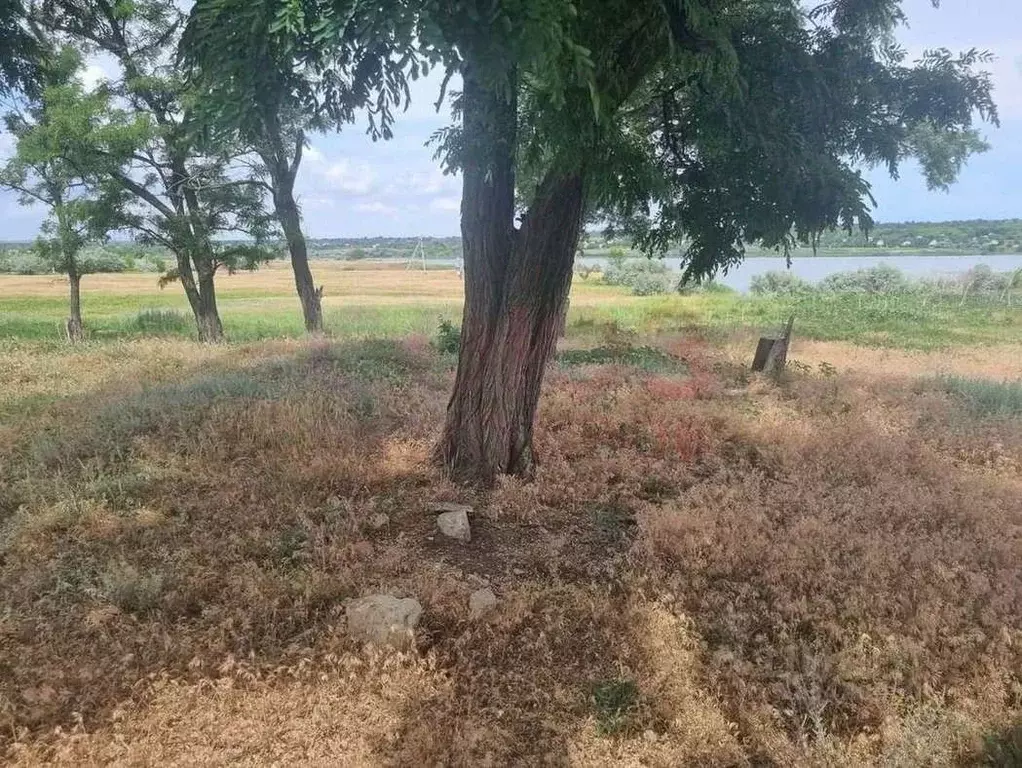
[193,260,224,343]
[175,248,223,343]
[273,177,322,334]
[435,67,587,483]
[66,270,84,343]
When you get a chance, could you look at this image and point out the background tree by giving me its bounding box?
[0,46,130,341]
[180,0,420,334]
[30,0,278,342]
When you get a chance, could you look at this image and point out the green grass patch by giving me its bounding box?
[558,344,685,373]
[590,678,639,736]
[936,375,1022,418]
[128,309,193,335]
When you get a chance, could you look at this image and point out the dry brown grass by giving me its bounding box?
[1,330,1020,765]
[0,260,625,308]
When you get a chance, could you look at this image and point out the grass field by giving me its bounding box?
[5,259,1022,350]
[1,263,1021,765]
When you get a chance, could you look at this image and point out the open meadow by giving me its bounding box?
[1,262,1021,765]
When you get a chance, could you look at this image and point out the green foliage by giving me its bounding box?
[750,271,815,296]
[806,218,1022,252]
[598,3,997,283]
[819,264,911,295]
[591,678,639,736]
[602,258,678,296]
[0,0,41,96]
[434,318,461,355]
[0,249,49,274]
[273,525,309,570]
[0,46,132,280]
[936,375,1022,418]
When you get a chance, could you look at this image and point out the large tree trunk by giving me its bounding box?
[435,67,587,483]
[66,270,83,343]
[274,180,322,334]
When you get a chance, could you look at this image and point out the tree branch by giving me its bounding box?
[107,168,176,219]
[0,178,53,206]
[136,224,174,250]
[289,131,304,178]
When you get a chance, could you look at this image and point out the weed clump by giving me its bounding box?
[131,309,193,336]
[98,561,164,615]
[937,374,1022,417]
[433,318,461,355]
[591,678,639,735]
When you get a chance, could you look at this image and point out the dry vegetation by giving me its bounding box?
[1,269,1021,765]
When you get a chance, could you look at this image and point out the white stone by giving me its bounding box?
[437,509,471,542]
[345,595,422,651]
[469,587,498,620]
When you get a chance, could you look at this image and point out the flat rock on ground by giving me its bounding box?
[345,594,422,651]
[469,587,498,619]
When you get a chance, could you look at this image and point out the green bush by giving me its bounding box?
[819,264,910,294]
[434,318,461,355]
[0,249,49,274]
[79,248,128,273]
[750,270,815,295]
[602,258,678,295]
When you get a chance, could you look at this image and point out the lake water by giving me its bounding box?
[577,253,1022,293]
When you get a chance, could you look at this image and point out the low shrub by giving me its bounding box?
[819,263,910,294]
[434,318,461,355]
[602,258,678,295]
[750,270,815,295]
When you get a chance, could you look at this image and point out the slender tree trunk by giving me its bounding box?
[193,260,223,343]
[66,270,84,343]
[175,248,223,343]
[274,179,322,334]
[435,67,587,483]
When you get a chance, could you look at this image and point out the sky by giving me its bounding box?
[0,0,1019,241]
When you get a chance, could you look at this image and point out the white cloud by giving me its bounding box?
[322,159,376,195]
[354,201,398,216]
[299,145,378,196]
[430,196,461,212]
